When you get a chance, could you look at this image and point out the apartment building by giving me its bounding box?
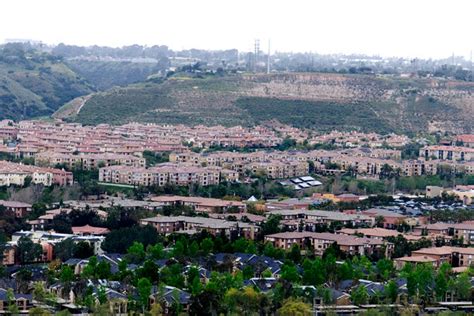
[267,209,374,227]
[35,152,146,170]
[99,163,229,187]
[420,145,474,161]
[0,161,72,186]
[247,160,308,179]
[402,159,438,176]
[264,231,390,257]
[451,222,474,244]
[4,230,105,264]
[141,215,259,239]
[149,195,246,213]
[0,200,32,218]
[455,135,474,148]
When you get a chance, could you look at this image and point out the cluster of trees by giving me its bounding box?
[142,150,169,167]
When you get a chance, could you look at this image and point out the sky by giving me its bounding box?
[0,0,473,59]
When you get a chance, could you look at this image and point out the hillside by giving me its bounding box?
[56,72,474,134]
[0,44,94,120]
[65,59,166,90]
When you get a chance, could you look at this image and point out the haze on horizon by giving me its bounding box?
[1,0,473,60]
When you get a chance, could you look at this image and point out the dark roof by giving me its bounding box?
[162,286,191,305]
[243,278,278,292]
[64,258,82,265]
[338,279,356,291]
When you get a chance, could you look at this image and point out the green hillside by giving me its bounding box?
[66,60,165,90]
[57,72,474,134]
[0,44,94,120]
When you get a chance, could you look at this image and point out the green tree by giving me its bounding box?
[28,307,51,316]
[302,258,326,286]
[280,263,300,283]
[54,238,76,261]
[60,265,74,283]
[96,261,111,279]
[147,243,164,260]
[435,271,448,301]
[287,244,302,263]
[455,273,471,301]
[17,236,43,263]
[200,238,214,256]
[126,241,146,263]
[278,298,312,316]
[384,280,398,303]
[137,277,152,312]
[351,285,368,305]
[376,258,394,281]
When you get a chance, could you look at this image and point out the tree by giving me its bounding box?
[280,263,300,283]
[102,226,159,254]
[60,265,74,283]
[28,307,51,316]
[54,238,76,261]
[82,256,98,279]
[33,282,48,302]
[302,258,326,286]
[7,288,19,315]
[375,216,385,228]
[376,259,394,281]
[287,244,302,263]
[351,285,368,305]
[126,241,146,263]
[200,238,214,256]
[455,273,471,301]
[385,280,398,303]
[96,261,111,279]
[189,241,199,257]
[278,298,312,316]
[149,303,163,316]
[261,214,281,235]
[74,241,94,259]
[137,277,152,312]
[137,260,159,283]
[17,236,42,263]
[49,212,73,233]
[147,243,164,260]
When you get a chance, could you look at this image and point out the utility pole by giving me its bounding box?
[254,39,260,72]
[267,39,271,74]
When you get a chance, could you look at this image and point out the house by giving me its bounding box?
[92,287,128,315]
[150,286,191,315]
[0,288,33,313]
[0,200,32,218]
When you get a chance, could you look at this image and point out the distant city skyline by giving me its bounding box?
[0,0,473,59]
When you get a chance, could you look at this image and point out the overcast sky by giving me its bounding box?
[1,0,473,59]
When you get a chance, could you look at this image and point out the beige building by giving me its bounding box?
[420,145,474,161]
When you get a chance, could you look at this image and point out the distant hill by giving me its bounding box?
[65,60,167,90]
[56,72,474,134]
[0,44,94,120]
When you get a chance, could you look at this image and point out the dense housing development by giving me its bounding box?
[0,123,474,314]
